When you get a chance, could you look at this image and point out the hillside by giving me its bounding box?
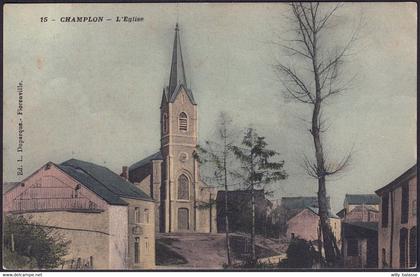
[156,232,289,269]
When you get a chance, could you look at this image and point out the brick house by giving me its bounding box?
[4,159,155,269]
[375,164,417,269]
[286,206,341,244]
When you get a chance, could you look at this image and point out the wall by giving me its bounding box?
[21,210,111,269]
[378,175,417,269]
[108,205,129,269]
[343,238,367,268]
[123,198,156,269]
[286,209,319,241]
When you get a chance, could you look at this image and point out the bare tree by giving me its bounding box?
[195,112,236,266]
[274,3,360,266]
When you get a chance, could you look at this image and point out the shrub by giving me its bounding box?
[279,238,317,268]
[3,214,70,269]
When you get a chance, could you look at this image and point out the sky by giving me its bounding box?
[3,3,417,212]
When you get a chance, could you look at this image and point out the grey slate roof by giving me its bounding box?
[129,151,163,171]
[280,196,331,210]
[3,182,20,194]
[344,194,380,205]
[58,159,153,205]
[164,24,196,105]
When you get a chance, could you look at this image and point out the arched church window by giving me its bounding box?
[179,112,188,131]
[163,113,168,134]
[177,174,189,200]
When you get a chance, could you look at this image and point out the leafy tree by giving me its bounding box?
[274,3,360,266]
[231,128,287,263]
[195,112,236,266]
[3,214,70,269]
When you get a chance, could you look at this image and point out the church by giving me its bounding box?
[123,24,217,233]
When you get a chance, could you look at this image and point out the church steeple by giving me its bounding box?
[168,23,188,98]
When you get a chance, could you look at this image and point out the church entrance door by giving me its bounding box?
[178,208,189,231]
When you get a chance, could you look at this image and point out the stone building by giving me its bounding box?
[126,24,216,233]
[271,196,331,235]
[340,194,380,268]
[3,159,156,269]
[286,206,341,244]
[375,164,417,269]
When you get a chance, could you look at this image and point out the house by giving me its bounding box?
[375,164,417,269]
[4,159,156,269]
[124,23,216,234]
[286,206,341,244]
[271,196,331,235]
[341,194,380,268]
[342,222,378,268]
[216,190,272,236]
[342,194,380,219]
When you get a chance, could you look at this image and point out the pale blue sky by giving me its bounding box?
[3,3,416,212]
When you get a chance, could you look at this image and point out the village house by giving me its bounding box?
[124,23,217,234]
[270,196,331,235]
[4,159,156,269]
[286,206,341,244]
[375,164,417,269]
[340,194,380,268]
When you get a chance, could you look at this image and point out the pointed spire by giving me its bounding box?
[168,23,188,98]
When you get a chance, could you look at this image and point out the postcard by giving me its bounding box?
[2,2,417,272]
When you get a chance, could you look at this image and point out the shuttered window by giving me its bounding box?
[179,112,188,131]
[401,183,409,224]
[409,227,417,267]
[382,194,389,227]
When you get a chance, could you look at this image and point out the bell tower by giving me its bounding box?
[160,23,199,232]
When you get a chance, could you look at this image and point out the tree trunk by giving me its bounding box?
[224,170,232,265]
[250,185,256,262]
[311,27,338,267]
[223,127,232,266]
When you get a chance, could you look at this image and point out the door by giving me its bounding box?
[178,208,189,231]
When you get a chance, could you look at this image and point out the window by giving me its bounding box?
[162,113,168,134]
[400,228,408,268]
[145,237,150,252]
[412,200,416,216]
[409,227,417,267]
[134,207,141,224]
[382,248,388,268]
[134,237,140,264]
[73,184,81,198]
[347,239,358,257]
[401,183,409,224]
[179,112,188,131]
[177,174,189,200]
[382,193,389,228]
[144,209,150,224]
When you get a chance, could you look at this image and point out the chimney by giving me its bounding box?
[121,166,128,180]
